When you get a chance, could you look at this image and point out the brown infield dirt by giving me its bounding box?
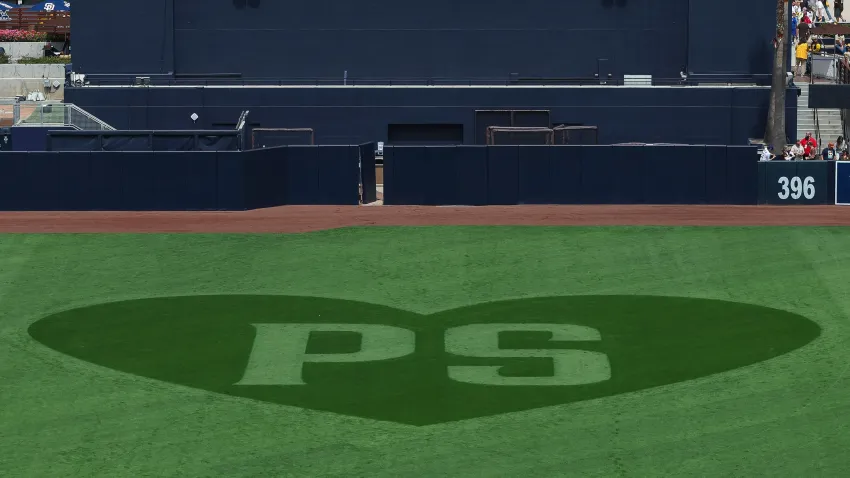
[0,205,850,233]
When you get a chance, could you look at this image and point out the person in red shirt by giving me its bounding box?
[803,140,814,159]
[804,132,818,150]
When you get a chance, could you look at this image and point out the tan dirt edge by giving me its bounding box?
[0,205,850,233]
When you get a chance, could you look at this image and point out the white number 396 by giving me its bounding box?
[778,176,815,200]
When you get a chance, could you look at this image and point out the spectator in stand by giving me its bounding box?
[797,40,810,76]
[837,1,846,21]
[794,1,803,20]
[791,140,806,159]
[806,6,816,25]
[836,135,848,154]
[792,13,799,44]
[817,1,835,22]
[760,145,777,162]
[803,138,816,159]
[823,142,837,160]
[803,7,814,26]
[784,145,796,160]
[804,132,819,150]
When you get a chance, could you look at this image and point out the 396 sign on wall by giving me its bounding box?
[777,176,815,200]
[761,161,832,205]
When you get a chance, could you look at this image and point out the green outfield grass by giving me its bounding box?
[2,227,850,476]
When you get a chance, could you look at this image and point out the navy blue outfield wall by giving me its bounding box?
[65,86,798,146]
[757,160,835,205]
[383,145,760,205]
[46,130,240,152]
[11,127,74,152]
[0,146,365,211]
[74,0,774,81]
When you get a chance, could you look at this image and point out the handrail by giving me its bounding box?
[75,74,775,88]
[67,104,115,131]
[16,102,115,131]
[809,65,822,153]
[815,106,821,151]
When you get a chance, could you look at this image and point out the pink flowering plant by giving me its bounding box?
[0,29,48,42]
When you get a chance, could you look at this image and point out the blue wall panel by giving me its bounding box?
[57,152,92,210]
[317,146,359,205]
[12,127,74,152]
[88,152,127,210]
[384,145,759,205]
[167,152,219,209]
[455,146,488,206]
[360,143,378,204]
[642,146,706,204]
[581,146,643,204]
[424,146,457,206]
[724,146,760,205]
[517,146,552,204]
[486,146,519,205]
[550,147,583,204]
[0,153,60,210]
[385,146,427,205]
[244,147,287,209]
[704,146,729,204]
[285,147,321,204]
[216,151,246,210]
[119,152,157,210]
[0,146,359,211]
[382,146,396,204]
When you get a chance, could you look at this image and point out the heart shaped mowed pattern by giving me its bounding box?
[28,295,820,425]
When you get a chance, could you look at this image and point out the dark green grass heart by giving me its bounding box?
[28,295,820,425]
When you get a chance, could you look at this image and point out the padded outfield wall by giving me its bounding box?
[65,86,798,146]
[74,0,775,81]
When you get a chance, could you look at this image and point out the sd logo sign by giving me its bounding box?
[29,295,819,425]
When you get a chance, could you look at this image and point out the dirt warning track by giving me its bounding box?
[0,205,849,233]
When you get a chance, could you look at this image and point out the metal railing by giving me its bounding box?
[14,102,115,131]
[76,74,773,88]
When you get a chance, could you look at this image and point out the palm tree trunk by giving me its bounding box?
[766,0,789,151]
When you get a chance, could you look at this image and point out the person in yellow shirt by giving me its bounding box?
[797,40,810,76]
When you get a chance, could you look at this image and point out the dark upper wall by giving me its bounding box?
[687,0,774,76]
[173,0,687,79]
[65,86,798,146]
[74,0,173,75]
[75,0,775,81]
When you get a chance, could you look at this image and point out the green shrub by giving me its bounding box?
[18,55,70,64]
[0,53,9,65]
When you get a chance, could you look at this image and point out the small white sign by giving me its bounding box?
[190,113,199,122]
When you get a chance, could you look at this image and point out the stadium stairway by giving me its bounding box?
[797,82,843,146]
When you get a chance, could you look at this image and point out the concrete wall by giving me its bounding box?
[0,64,65,100]
[0,42,45,62]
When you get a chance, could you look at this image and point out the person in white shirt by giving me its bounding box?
[760,146,777,161]
[816,0,832,22]
[790,141,806,159]
[784,147,795,160]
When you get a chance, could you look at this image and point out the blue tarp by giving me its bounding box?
[29,1,70,12]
